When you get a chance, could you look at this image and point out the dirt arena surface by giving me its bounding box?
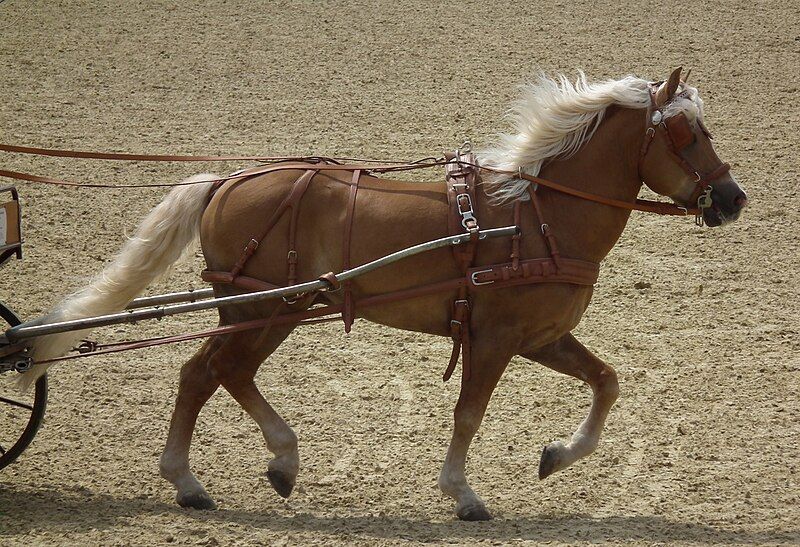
[1,0,798,545]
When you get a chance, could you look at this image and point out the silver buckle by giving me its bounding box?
[456,193,478,230]
[470,269,494,286]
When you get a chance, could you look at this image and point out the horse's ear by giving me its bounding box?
[655,67,682,106]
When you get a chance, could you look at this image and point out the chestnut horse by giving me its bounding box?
[23,68,747,520]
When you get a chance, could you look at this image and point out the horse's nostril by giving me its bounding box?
[734,193,748,209]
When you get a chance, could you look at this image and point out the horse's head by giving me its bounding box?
[638,67,747,227]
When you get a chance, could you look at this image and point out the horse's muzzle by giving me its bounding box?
[704,185,747,227]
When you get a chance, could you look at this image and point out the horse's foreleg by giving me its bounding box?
[438,341,512,521]
[160,338,221,510]
[522,332,619,479]
[209,325,300,499]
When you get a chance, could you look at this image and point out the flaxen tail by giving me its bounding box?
[18,174,217,391]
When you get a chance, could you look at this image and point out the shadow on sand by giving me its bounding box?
[1,484,796,544]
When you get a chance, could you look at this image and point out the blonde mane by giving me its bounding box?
[478,72,704,202]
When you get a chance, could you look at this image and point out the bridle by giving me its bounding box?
[638,82,731,226]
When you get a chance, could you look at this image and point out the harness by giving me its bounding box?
[199,85,732,382]
[202,154,601,383]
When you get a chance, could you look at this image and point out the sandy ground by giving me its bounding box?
[1,0,798,545]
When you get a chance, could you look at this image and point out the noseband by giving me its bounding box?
[638,83,731,225]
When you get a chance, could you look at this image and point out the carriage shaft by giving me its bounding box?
[126,288,215,309]
[5,226,518,343]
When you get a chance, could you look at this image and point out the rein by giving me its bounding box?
[0,142,696,217]
[2,119,700,375]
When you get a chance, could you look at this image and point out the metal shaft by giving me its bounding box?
[6,226,518,342]
[126,288,215,309]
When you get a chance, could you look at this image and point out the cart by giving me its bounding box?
[1,186,47,470]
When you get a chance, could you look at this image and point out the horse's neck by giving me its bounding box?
[531,106,645,263]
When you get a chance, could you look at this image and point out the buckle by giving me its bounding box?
[470,269,494,286]
[456,193,478,230]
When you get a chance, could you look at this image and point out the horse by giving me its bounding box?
[21,67,747,520]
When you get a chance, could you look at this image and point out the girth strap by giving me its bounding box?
[443,149,479,383]
[342,169,361,332]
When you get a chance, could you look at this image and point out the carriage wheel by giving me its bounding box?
[0,302,48,470]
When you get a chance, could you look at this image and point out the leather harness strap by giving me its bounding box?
[204,157,598,384]
[510,201,521,271]
[515,169,699,216]
[0,142,288,162]
[528,186,563,270]
[442,149,480,383]
[468,257,599,288]
[227,168,317,283]
[342,169,361,332]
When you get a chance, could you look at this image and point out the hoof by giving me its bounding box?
[538,443,560,480]
[177,491,217,510]
[267,469,295,498]
[457,504,493,521]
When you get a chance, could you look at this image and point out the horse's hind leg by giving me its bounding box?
[160,338,222,509]
[207,323,300,499]
[160,319,298,509]
[522,332,619,479]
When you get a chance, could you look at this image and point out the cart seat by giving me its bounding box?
[0,186,22,266]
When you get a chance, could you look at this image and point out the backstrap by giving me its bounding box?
[228,168,318,283]
[212,165,363,333]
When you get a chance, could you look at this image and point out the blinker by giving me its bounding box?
[664,112,695,150]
